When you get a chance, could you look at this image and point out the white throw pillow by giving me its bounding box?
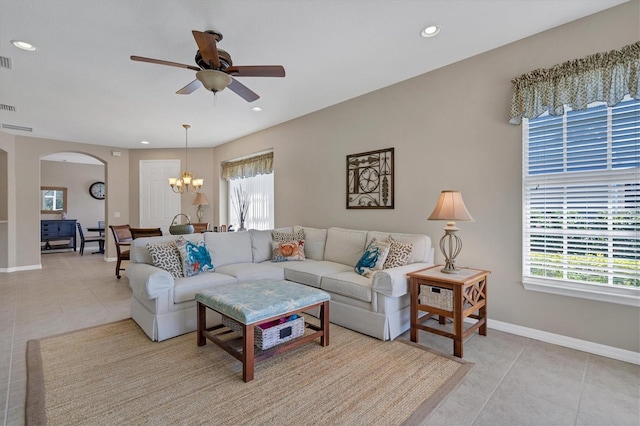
[294,225,327,261]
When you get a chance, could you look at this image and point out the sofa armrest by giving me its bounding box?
[127,263,174,300]
[372,263,432,297]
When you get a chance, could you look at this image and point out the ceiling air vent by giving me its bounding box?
[0,56,11,69]
[2,124,32,132]
[0,104,16,112]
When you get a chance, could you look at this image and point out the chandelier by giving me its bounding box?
[168,124,203,194]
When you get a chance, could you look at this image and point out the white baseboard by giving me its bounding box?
[0,264,42,273]
[482,317,640,365]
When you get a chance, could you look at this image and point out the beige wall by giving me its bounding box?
[0,2,637,352]
[128,148,215,227]
[212,1,640,352]
[3,136,129,265]
[40,160,106,247]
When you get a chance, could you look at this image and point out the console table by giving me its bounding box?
[41,219,77,251]
[407,266,490,358]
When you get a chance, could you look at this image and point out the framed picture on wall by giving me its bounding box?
[346,147,394,209]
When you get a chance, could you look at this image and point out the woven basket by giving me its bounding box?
[222,315,305,350]
[419,285,453,311]
[169,213,194,235]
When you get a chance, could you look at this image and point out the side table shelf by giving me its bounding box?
[407,265,490,358]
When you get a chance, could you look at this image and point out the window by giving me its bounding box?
[228,173,274,230]
[523,97,639,306]
[222,152,275,231]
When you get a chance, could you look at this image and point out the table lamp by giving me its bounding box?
[192,193,209,222]
[428,190,474,273]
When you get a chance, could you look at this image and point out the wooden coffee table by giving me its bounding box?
[196,279,330,382]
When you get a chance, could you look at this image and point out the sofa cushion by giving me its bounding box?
[204,231,253,267]
[280,260,353,288]
[324,227,367,266]
[367,231,431,264]
[294,225,327,260]
[215,262,285,283]
[146,242,182,278]
[272,240,306,262]
[354,238,391,278]
[383,236,413,268]
[131,234,203,264]
[321,272,373,302]
[249,229,273,263]
[173,272,238,304]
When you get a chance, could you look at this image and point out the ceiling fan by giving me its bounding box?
[131,30,285,102]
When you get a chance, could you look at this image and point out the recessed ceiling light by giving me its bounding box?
[420,25,441,38]
[11,40,38,51]
[141,140,150,145]
[251,106,263,112]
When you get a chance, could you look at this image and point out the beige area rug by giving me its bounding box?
[26,318,472,426]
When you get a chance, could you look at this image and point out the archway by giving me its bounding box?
[40,152,106,255]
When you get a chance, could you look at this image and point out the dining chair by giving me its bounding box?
[109,224,132,279]
[76,222,105,256]
[130,227,163,239]
[191,222,210,233]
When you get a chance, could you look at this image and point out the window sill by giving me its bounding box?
[523,277,640,307]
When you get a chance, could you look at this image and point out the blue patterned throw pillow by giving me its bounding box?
[354,238,391,278]
[175,237,214,277]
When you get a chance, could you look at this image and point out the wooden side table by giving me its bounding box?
[407,265,490,358]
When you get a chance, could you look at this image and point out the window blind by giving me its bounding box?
[228,173,274,230]
[523,98,639,289]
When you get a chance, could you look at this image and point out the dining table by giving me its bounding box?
[87,226,105,254]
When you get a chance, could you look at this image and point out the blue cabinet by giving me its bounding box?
[41,219,77,251]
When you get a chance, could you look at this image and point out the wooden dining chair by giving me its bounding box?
[109,224,132,279]
[130,227,163,239]
[76,222,104,256]
[191,223,210,233]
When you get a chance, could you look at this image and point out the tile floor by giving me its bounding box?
[1,251,639,426]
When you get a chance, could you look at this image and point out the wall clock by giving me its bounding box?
[89,181,106,200]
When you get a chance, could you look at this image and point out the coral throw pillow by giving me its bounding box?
[272,240,306,262]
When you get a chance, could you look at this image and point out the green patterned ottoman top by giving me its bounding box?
[195,279,330,325]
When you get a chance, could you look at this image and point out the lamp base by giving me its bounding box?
[196,206,204,222]
[439,225,462,274]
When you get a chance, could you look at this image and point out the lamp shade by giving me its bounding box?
[428,190,474,222]
[196,70,232,92]
[192,192,209,206]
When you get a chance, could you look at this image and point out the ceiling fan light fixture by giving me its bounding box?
[196,70,232,92]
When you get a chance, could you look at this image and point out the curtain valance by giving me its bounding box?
[221,152,273,180]
[509,41,639,124]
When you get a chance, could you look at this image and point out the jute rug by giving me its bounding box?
[26,318,472,425]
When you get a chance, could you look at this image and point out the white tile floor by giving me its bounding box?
[1,251,639,425]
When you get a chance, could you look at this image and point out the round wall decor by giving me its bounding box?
[89,181,105,200]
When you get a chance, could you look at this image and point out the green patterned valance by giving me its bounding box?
[221,152,273,180]
[509,42,639,124]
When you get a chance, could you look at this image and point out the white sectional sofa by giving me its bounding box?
[127,226,434,342]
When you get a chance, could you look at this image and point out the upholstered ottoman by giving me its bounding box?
[195,279,330,382]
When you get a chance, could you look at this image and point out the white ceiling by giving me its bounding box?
[0,0,627,150]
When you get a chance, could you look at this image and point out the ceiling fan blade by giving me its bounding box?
[192,30,220,69]
[176,79,202,95]
[227,78,260,102]
[130,55,200,72]
[226,65,285,77]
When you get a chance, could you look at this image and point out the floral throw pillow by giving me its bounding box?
[354,238,391,278]
[272,240,306,262]
[147,242,183,278]
[174,237,214,277]
[383,236,414,269]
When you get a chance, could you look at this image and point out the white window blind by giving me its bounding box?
[523,97,639,305]
[228,173,274,231]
